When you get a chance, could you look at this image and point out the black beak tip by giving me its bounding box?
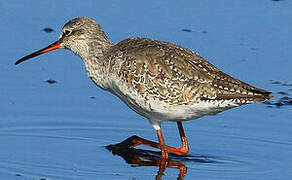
[14,59,24,66]
[13,40,61,66]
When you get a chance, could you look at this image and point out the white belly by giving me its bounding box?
[108,80,240,122]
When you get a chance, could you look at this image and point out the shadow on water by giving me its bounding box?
[105,136,218,180]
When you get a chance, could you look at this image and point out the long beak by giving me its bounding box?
[15,40,61,65]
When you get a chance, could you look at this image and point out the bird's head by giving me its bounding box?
[15,17,110,65]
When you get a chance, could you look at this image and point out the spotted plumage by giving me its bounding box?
[101,37,272,124]
[15,17,273,159]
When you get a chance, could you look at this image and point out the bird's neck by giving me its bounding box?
[82,38,113,90]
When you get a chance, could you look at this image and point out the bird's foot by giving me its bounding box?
[114,135,141,148]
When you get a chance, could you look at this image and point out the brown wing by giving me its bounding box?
[107,37,273,105]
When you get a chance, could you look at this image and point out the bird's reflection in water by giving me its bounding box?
[106,136,217,180]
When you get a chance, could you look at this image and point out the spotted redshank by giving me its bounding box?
[15,17,273,159]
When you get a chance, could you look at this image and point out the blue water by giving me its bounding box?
[1,1,292,179]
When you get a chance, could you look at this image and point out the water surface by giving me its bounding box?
[1,0,291,179]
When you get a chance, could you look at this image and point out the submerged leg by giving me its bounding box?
[122,121,189,158]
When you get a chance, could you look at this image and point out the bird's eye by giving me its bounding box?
[63,29,72,36]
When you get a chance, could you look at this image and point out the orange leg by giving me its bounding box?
[129,122,189,158]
